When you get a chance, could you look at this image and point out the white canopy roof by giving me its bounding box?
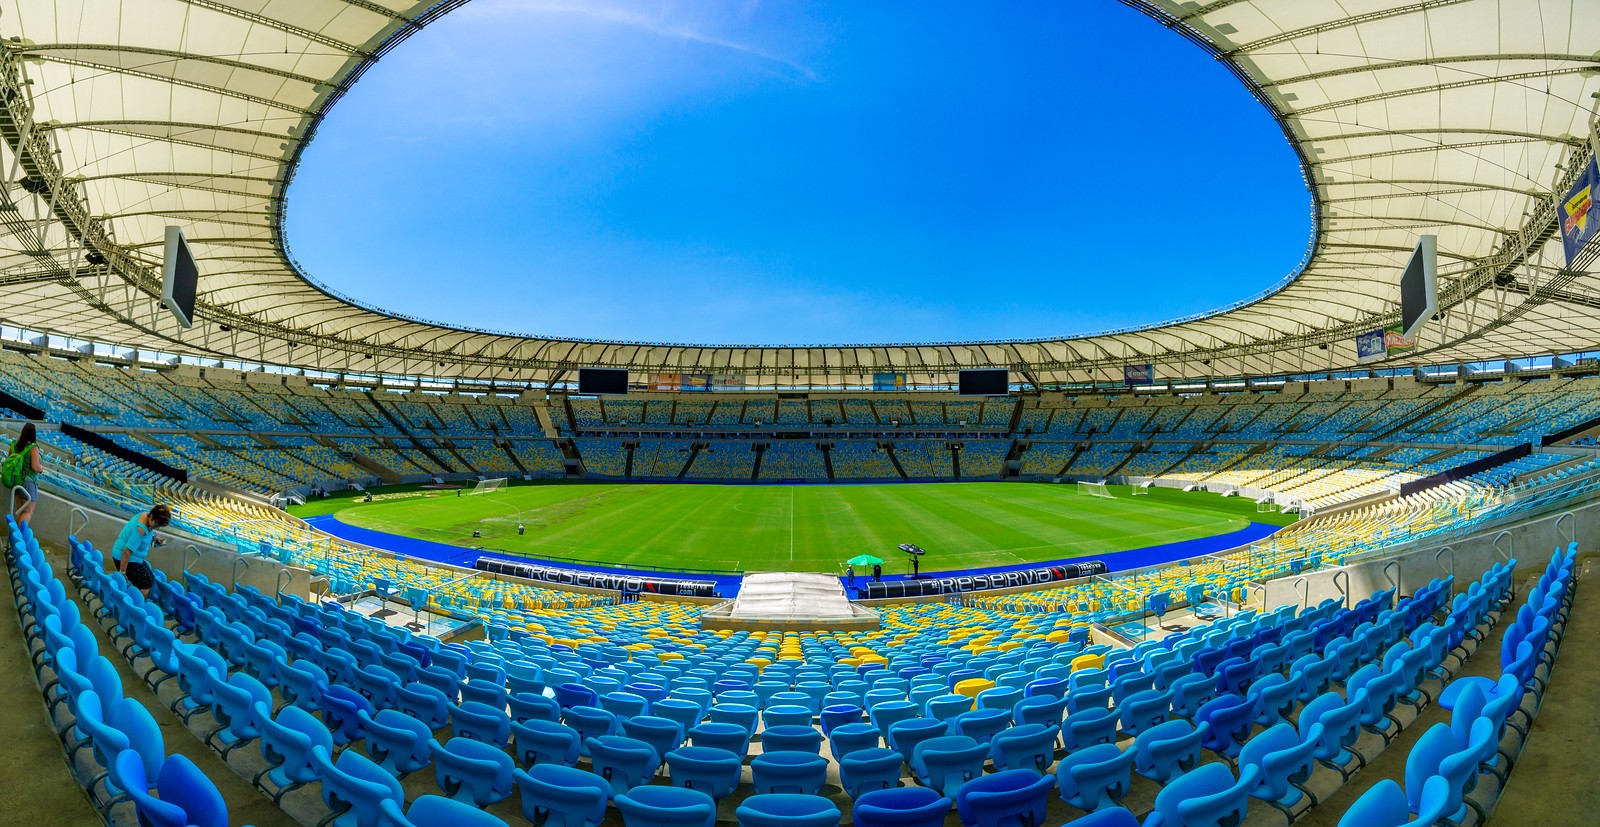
[0,0,1595,386]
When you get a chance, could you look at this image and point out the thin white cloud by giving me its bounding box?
[460,0,817,81]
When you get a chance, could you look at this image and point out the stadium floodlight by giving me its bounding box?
[467,477,507,495]
[1077,481,1114,499]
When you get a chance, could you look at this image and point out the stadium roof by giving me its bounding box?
[0,0,1595,386]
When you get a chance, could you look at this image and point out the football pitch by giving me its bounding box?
[291,482,1295,575]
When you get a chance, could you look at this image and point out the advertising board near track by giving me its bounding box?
[863,560,1107,598]
[475,558,718,597]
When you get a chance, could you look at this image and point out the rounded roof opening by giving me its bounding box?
[285,0,1311,346]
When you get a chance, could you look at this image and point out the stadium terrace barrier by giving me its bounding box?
[1542,412,1600,445]
[0,387,43,420]
[1263,491,1598,613]
[474,557,719,598]
[861,560,1107,599]
[1398,442,1530,496]
[38,489,313,600]
[58,422,189,483]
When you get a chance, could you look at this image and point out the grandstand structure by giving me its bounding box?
[0,1,1598,826]
[4,345,1599,517]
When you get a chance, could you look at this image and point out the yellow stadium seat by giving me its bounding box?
[953,678,993,699]
[1071,654,1105,672]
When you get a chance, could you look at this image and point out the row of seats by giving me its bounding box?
[562,397,1018,432]
[11,516,234,826]
[77,525,1510,827]
[34,413,1600,677]
[22,488,1572,827]
[1337,544,1577,826]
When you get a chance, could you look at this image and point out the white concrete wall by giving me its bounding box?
[1262,496,1597,611]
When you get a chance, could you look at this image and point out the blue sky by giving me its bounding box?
[286,0,1311,345]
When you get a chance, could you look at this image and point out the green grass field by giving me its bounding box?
[290,482,1295,575]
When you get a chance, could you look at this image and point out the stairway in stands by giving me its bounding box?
[364,393,455,474]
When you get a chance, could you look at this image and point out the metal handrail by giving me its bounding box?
[9,483,29,520]
[1492,531,1514,563]
[1332,570,1351,609]
[1436,547,1456,580]
[68,505,89,539]
[1554,512,1576,546]
[1291,576,1309,611]
[182,543,201,588]
[230,555,251,590]
[275,567,294,601]
[1381,560,1401,608]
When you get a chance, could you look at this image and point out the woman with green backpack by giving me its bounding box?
[3,423,42,529]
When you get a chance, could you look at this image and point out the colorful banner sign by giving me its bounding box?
[873,372,907,391]
[1384,325,1415,352]
[1560,156,1599,264]
[680,374,711,392]
[1355,329,1387,364]
[711,374,744,391]
[1123,364,1153,385]
[647,373,681,391]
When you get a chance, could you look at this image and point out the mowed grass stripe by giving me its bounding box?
[306,481,1293,574]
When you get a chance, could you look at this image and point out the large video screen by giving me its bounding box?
[577,368,628,395]
[958,369,1008,396]
[1399,235,1437,340]
[162,225,198,329]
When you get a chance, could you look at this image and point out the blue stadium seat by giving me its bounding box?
[736,793,843,827]
[429,735,515,806]
[616,785,717,827]
[513,764,610,827]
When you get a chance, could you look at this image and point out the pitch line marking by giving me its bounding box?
[732,502,853,517]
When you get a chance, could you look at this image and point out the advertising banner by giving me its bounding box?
[1123,364,1153,385]
[1384,325,1415,352]
[1560,156,1599,264]
[1355,329,1387,364]
[873,372,907,391]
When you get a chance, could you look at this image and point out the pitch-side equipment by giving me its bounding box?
[467,477,508,495]
[1077,481,1114,499]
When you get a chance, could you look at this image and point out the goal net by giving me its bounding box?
[1256,498,1277,513]
[466,478,508,495]
[1130,482,1151,496]
[1077,481,1114,499]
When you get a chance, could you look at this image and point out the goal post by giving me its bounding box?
[467,478,508,495]
[1076,480,1114,499]
[1130,482,1151,496]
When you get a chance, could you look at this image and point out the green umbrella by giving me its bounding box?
[846,554,883,567]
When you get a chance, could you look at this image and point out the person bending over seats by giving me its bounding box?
[114,504,170,596]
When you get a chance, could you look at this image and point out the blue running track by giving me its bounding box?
[304,514,1281,598]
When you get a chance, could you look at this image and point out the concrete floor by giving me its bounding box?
[1492,557,1600,826]
[0,551,102,827]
